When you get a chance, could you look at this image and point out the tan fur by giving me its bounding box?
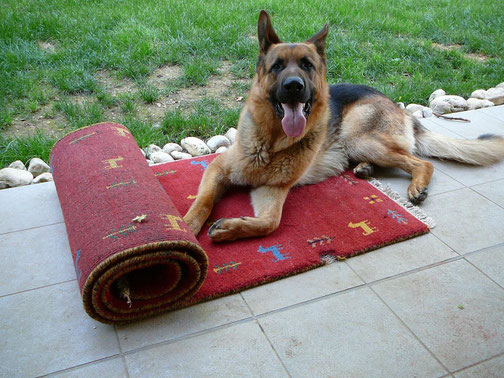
[184,11,504,242]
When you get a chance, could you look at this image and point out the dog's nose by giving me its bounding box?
[282,77,304,93]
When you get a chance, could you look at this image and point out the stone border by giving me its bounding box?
[2,81,503,189]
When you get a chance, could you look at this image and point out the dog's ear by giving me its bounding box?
[306,23,329,56]
[258,10,281,54]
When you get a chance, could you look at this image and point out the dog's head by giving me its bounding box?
[255,10,329,138]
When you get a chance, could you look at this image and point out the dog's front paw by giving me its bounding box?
[408,186,428,205]
[208,217,247,242]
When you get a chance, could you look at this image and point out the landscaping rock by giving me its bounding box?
[467,98,495,110]
[422,107,433,118]
[215,146,228,154]
[428,89,446,103]
[8,160,26,170]
[32,172,53,184]
[181,137,211,156]
[0,168,33,189]
[470,88,504,105]
[406,104,425,113]
[470,89,487,99]
[497,82,504,89]
[150,151,174,164]
[486,87,504,105]
[171,151,192,160]
[147,159,154,166]
[206,135,230,152]
[162,142,183,154]
[412,110,424,119]
[225,128,238,144]
[28,158,50,177]
[429,95,467,114]
[140,149,146,157]
[397,102,405,109]
[147,144,162,156]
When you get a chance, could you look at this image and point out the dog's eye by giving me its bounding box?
[301,60,313,71]
[271,62,283,72]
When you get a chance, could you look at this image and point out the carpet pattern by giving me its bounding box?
[51,123,431,324]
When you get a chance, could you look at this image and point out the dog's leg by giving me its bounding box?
[208,185,290,242]
[184,157,230,235]
[353,162,374,178]
[373,150,433,204]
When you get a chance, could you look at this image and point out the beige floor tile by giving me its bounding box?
[49,357,127,378]
[260,287,446,377]
[0,182,64,233]
[471,179,504,208]
[428,110,504,139]
[0,223,75,296]
[373,259,504,372]
[116,294,252,352]
[372,166,464,199]
[454,354,504,378]
[0,281,119,377]
[479,105,504,121]
[421,188,504,254]
[466,245,504,287]
[241,261,363,315]
[429,158,504,187]
[346,233,457,282]
[125,321,287,377]
[420,117,467,138]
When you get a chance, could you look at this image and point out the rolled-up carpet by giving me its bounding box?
[50,123,208,324]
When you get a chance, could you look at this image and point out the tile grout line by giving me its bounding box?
[39,354,123,377]
[344,261,452,375]
[463,256,504,291]
[0,279,77,299]
[0,220,65,236]
[113,324,132,378]
[240,292,292,378]
[467,185,504,210]
[450,351,504,375]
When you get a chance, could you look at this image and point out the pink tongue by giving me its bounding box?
[281,103,306,138]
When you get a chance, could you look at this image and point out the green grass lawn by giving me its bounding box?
[1,0,503,166]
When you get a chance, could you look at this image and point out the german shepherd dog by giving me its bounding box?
[184,10,504,242]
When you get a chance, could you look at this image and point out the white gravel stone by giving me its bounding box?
[147,144,162,156]
[470,89,487,99]
[162,142,183,154]
[497,82,504,89]
[486,87,504,105]
[181,137,211,156]
[406,104,428,114]
[27,158,50,177]
[206,135,230,152]
[225,128,238,144]
[32,172,54,184]
[215,146,228,154]
[396,102,405,109]
[428,89,446,103]
[150,151,174,164]
[467,98,495,110]
[412,110,424,119]
[422,107,433,118]
[8,160,26,170]
[0,168,33,189]
[429,95,468,114]
[147,159,154,166]
[171,151,192,160]
[140,149,146,157]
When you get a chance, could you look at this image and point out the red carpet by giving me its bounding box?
[51,123,432,324]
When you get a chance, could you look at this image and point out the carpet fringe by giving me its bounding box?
[368,178,436,229]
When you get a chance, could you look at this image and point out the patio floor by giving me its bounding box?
[1,106,503,377]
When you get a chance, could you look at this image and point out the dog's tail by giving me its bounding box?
[413,119,504,165]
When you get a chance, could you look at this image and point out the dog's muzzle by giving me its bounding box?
[273,76,313,138]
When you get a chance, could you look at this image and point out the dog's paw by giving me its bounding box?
[408,187,428,205]
[208,218,236,242]
[353,162,374,178]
